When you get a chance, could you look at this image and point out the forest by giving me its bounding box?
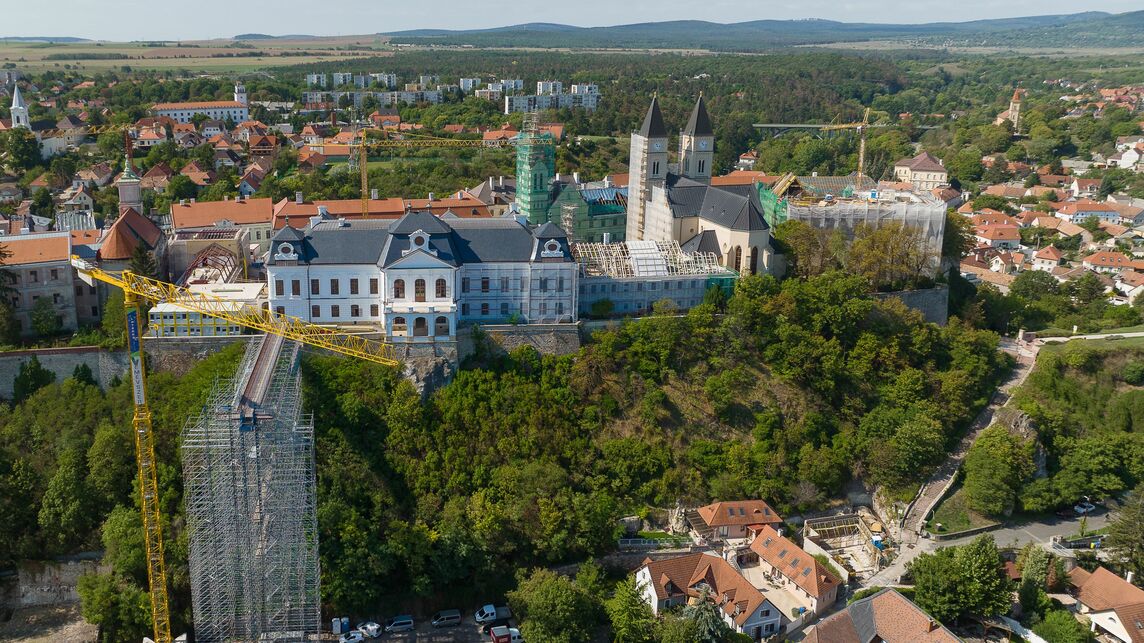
[0,271,1009,639]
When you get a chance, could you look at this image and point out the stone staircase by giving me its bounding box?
[685,509,713,543]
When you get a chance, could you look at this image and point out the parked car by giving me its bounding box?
[490,625,524,643]
[356,621,381,638]
[1074,501,1097,515]
[383,615,415,633]
[481,618,512,635]
[474,604,512,624]
[431,609,462,628]
[339,632,366,643]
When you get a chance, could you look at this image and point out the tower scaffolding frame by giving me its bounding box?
[182,336,320,643]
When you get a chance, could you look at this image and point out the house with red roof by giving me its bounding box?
[635,552,787,639]
[745,525,842,615]
[804,588,958,643]
[1069,566,1144,643]
[1083,250,1135,274]
[975,224,1021,249]
[688,500,783,544]
[893,151,948,191]
[1032,245,1064,272]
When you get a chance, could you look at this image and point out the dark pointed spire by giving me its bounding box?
[639,94,667,139]
[683,94,713,137]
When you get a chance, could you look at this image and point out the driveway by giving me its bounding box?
[344,620,498,642]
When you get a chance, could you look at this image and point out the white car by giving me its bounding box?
[1074,501,1096,515]
[339,632,366,643]
[357,621,381,638]
[475,604,499,624]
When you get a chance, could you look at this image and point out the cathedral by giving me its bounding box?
[625,95,778,276]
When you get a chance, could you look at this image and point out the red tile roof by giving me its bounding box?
[697,500,782,528]
[805,588,958,643]
[749,525,840,601]
[1035,245,1063,261]
[0,233,70,265]
[975,224,1020,242]
[153,100,246,110]
[640,553,769,627]
[1084,251,1133,269]
[99,208,162,260]
[171,197,274,229]
[1070,566,1144,643]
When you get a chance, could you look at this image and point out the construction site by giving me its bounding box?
[573,239,737,316]
[801,509,894,584]
[182,334,320,641]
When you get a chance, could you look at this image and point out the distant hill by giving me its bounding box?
[233,33,317,40]
[0,36,90,43]
[924,10,1144,48]
[383,12,1115,51]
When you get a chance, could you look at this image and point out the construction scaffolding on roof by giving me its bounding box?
[573,240,726,278]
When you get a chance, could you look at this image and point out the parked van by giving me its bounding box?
[489,625,524,643]
[383,615,414,633]
[431,609,462,628]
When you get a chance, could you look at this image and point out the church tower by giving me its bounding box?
[515,114,556,225]
[679,94,714,182]
[234,82,248,107]
[625,95,668,242]
[9,84,29,130]
[116,152,143,215]
[1008,88,1023,130]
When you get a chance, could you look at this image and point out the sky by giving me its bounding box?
[4,0,1141,41]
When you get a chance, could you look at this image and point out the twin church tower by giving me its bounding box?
[626,95,714,241]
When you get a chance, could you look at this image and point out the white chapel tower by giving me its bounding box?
[625,95,668,242]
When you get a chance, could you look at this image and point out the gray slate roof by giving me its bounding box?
[683,95,713,137]
[662,175,769,232]
[681,229,722,258]
[639,96,667,139]
[267,211,573,267]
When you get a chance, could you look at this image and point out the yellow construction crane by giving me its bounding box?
[821,107,872,181]
[70,257,399,643]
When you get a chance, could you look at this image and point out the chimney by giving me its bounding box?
[337,217,348,227]
[224,195,229,201]
[498,176,504,187]
[556,172,562,182]
[428,192,435,202]
[370,188,378,200]
[1129,571,1137,584]
[604,176,613,188]
[489,176,494,189]
[928,619,940,632]
[295,191,303,205]
[179,198,186,206]
[237,194,244,202]
[573,171,580,184]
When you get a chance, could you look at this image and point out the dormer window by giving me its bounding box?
[274,242,298,260]
[541,239,563,258]
[412,234,427,248]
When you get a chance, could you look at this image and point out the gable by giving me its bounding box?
[384,248,456,270]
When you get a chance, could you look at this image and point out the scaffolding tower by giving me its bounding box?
[182,335,320,642]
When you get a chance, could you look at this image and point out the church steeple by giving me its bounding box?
[117,149,142,215]
[680,94,714,182]
[640,94,667,139]
[9,84,28,130]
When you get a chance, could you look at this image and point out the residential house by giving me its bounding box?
[634,552,786,641]
[1115,270,1144,304]
[1058,200,1120,224]
[200,120,226,139]
[688,500,783,545]
[974,224,1021,250]
[983,184,1027,200]
[180,161,216,188]
[990,251,1024,274]
[140,163,174,192]
[803,588,959,643]
[1034,216,1088,240]
[0,183,22,204]
[737,150,759,171]
[1082,251,1134,274]
[1032,245,1064,272]
[744,525,841,615]
[171,196,275,252]
[236,170,264,197]
[73,162,114,188]
[931,186,963,209]
[1069,566,1144,643]
[55,185,94,213]
[248,135,277,157]
[893,152,948,191]
[1072,177,1103,198]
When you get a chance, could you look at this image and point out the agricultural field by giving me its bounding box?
[0,36,393,73]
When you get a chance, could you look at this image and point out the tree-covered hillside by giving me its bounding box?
[1,272,1008,638]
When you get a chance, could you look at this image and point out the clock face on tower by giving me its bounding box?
[653,142,663,151]
[699,141,709,150]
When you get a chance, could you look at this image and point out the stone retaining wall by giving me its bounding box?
[875,286,950,326]
[0,347,128,398]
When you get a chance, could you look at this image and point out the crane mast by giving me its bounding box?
[72,256,400,643]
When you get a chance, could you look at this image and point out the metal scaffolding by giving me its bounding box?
[573,240,726,278]
[182,335,320,642]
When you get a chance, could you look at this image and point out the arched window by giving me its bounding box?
[434,316,449,336]
[392,316,407,336]
[393,279,405,299]
[749,246,759,275]
[435,278,447,298]
[733,246,743,272]
[414,279,426,302]
[413,317,428,337]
